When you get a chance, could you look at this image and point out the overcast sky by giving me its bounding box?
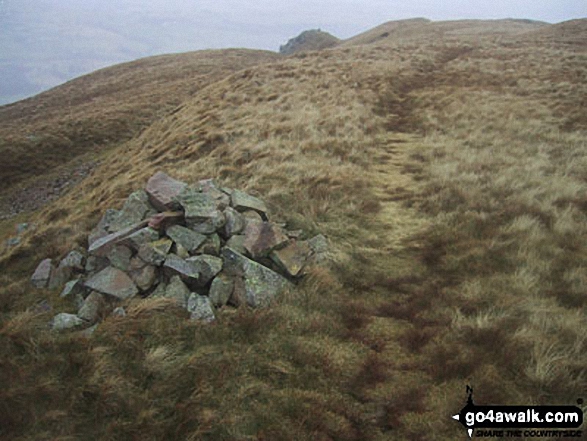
[0,0,585,104]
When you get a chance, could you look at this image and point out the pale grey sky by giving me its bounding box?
[0,0,585,104]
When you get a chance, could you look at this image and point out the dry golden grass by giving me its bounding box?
[1,18,586,440]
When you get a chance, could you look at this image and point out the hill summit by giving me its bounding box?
[279,29,340,55]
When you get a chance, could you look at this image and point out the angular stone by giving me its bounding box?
[31,258,54,289]
[189,210,226,234]
[85,255,109,274]
[243,221,289,259]
[270,240,312,277]
[209,273,234,307]
[109,190,156,232]
[88,209,120,245]
[52,313,86,331]
[225,235,247,255]
[130,264,157,291]
[88,220,149,257]
[306,234,329,254]
[84,266,139,300]
[48,265,72,290]
[222,247,292,308]
[223,206,246,238]
[163,254,200,284]
[60,278,86,298]
[150,280,167,298]
[145,171,187,211]
[138,238,172,266]
[187,293,215,322]
[59,250,86,272]
[230,189,268,219]
[78,291,106,324]
[186,255,223,286]
[198,179,231,209]
[164,275,190,308]
[124,227,159,251]
[166,225,207,254]
[175,186,218,224]
[242,210,264,222]
[175,243,190,259]
[196,233,221,256]
[107,245,132,272]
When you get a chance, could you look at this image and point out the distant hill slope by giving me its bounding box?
[279,29,340,55]
[0,49,279,196]
[341,18,548,46]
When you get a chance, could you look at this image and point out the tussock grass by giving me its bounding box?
[1,19,586,440]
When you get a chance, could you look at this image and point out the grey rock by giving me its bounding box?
[109,190,156,232]
[52,313,86,331]
[84,266,139,300]
[16,223,29,234]
[166,225,207,254]
[187,293,215,322]
[189,210,226,234]
[270,240,312,277]
[59,250,86,272]
[243,220,289,259]
[124,227,159,251]
[6,237,20,247]
[60,279,86,298]
[163,254,200,284]
[198,178,231,209]
[138,238,173,266]
[164,275,190,308]
[145,171,187,211]
[225,235,247,255]
[186,255,223,286]
[223,206,246,238]
[222,247,292,308]
[196,233,221,256]
[85,255,109,274]
[150,281,168,298]
[242,210,264,222]
[107,245,132,272]
[209,273,234,307]
[175,186,218,225]
[78,291,106,324]
[130,264,157,291]
[48,265,72,290]
[174,243,190,259]
[230,189,268,219]
[31,258,54,289]
[306,234,329,254]
[88,209,120,245]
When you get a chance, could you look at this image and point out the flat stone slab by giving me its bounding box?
[270,240,312,277]
[163,254,200,283]
[31,258,54,289]
[166,225,207,254]
[243,221,289,259]
[222,247,292,308]
[146,171,187,211]
[230,189,268,219]
[88,220,148,257]
[187,293,215,322]
[84,266,139,300]
[175,186,218,224]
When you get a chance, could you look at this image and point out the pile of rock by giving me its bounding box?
[31,172,327,331]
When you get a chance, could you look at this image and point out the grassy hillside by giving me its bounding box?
[0,18,586,440]
[0,49,279,200]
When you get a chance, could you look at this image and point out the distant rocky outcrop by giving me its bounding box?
[279,29,340,55]
[31,172,328,331]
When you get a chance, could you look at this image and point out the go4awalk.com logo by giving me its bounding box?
[452,386,584,438]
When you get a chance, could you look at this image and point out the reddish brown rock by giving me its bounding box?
[270,240,312,277]
[145,171,187,211]
[84,266,139,300]
[243,221,289,259]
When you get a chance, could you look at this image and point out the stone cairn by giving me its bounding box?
[31,172,328,331]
